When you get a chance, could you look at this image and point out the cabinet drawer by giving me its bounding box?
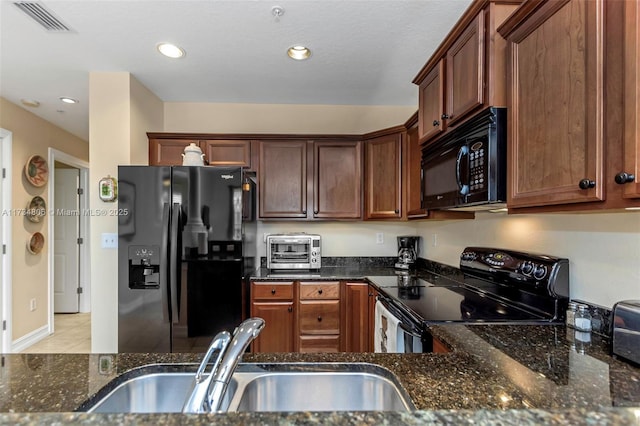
[299,281,340,300]
[299,335,340,353]
[299,300,340,334]
[251,281,294,300]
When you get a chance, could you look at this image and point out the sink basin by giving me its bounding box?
[80,363,414,413]
[227,369,412,412]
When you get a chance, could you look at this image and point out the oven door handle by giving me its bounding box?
[377,295,424,337]
[456,145,470,196]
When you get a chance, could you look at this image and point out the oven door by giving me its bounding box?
[267,237,311,269]
[374,295,426,353]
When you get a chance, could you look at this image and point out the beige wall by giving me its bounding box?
[89,73,163,352]
[164,102,416,134]
[413,212,640,309]
[0,97,88,341]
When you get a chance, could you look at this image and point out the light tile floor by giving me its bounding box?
[20,313,91,353]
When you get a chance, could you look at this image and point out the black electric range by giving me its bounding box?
[375,247,570,328]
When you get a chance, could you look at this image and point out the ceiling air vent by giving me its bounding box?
[13,1,73,32]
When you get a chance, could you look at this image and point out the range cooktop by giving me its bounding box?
[374,247,570,325]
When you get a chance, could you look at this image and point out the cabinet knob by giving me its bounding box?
[288,306,292,313]
[395,209,399,214]
[578,179,596,190]
[441,113,451,120]
[614,172,635,185]
[432,120,440,127]
[271,288,276,295]
[318,289,323,295]
[314,210,319,215]
[317,316,322,322]
[302,210,307,215]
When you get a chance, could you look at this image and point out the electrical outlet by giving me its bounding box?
[101,233,118,249]
[29,298,36,312]
[376,232,384,244]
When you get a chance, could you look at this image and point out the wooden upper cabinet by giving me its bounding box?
[446,12,484,127]
[313,141,362,219]
[500,0,605,208]
[418,60,445,142]
[148,135,253,168]
[200,140,251,168]
[413,1,519,145]
[623,0,640,199]
[405,115,427,219]
[259,140,308,219]
[148,138,196,165]
[365,132,402,219]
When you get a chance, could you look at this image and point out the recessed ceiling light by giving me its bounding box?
[287,45,311,61]
[157,42,185,59]
[59,97,78,104]
[21,99,40,108]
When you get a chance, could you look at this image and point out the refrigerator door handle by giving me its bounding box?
[170,203,181,324]
[160,202,170,323]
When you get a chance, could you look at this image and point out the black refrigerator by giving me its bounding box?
[117,166,256,353]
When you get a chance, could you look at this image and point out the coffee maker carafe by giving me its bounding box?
[395,236,419,270]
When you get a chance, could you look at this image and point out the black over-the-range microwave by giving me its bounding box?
[421,107,507,211]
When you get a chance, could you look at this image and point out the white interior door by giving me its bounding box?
[54,168,80,313]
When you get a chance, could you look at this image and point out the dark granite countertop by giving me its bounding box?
[1,261,638,424]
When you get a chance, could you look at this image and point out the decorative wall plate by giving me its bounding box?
[25,196,46,223]
[24,155,49,187]
[27,232,44,255]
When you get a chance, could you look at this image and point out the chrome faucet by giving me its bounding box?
[183,317,265,413]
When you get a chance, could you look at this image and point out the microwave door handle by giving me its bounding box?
[456,145,470,196]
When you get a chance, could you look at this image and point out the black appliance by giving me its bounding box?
[421,107,506,210]
[375,247,570,352]
[395,236,420,270]
[117,166,256,353]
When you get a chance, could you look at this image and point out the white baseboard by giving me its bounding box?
[11,325,49,353]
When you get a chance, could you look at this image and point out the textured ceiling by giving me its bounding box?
[0,0,473,140]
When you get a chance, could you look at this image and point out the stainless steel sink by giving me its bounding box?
[80,363,414,413]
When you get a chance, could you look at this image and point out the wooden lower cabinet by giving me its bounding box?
[298,281,340,352]
[250,281,295,353]
[343,282,371,352]
[432,337,450,354]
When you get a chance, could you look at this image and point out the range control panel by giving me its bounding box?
[460,247,570,297]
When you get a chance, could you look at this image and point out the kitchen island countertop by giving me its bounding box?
[2,262,638,424]
[1,323,638,425]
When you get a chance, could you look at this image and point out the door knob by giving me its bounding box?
[614,172,635,184]
[578,179,596,190]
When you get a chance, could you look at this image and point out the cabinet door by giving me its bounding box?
[149,139,196,166]
[365,133,402,219]
[200,140,251,168]
[313,141,362,219]
[418,60,445,143]
[405,121,427,218]
[343,282,370,352]
[251,302,294,353]
[445,12,484,126]
[506,0,604,207]
[623,0,640,199]
[259,141,308,218]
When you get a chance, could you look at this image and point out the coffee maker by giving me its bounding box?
[395,236,420,270]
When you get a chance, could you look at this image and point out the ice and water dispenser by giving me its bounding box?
[128,245,160,289]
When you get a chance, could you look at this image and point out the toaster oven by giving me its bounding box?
[266,233,321,270]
